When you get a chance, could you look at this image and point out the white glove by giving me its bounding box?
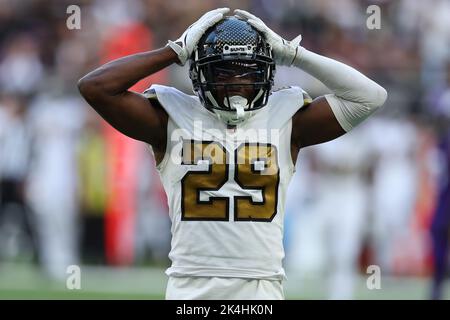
[234,9,302,67]
[168,8,230,66]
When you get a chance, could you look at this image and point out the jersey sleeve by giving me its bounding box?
[267,86,312,128]
[143,84,198,128]
[142,87,158,101]
[301,88,313,106]
[142,85,199,172]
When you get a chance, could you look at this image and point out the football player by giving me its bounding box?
[78,8,387,299]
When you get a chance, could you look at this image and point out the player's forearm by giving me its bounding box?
[78,46,177,96]
[294,48,387,107]
[293,48,388,131]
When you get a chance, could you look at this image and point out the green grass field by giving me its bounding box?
[0,263,449,300]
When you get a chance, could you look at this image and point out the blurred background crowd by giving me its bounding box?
[0,0,449,299]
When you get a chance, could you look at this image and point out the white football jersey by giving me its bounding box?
[144,84,311,280]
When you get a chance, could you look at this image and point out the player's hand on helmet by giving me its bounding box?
[234,9,302,67]
[168,7,230,66]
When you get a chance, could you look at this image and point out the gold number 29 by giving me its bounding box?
[181,141,279,222]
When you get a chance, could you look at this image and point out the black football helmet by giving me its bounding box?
[189,16,275,125]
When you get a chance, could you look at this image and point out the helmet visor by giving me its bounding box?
[210,61,265,83]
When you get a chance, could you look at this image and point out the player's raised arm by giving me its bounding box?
[291,46,387,148]
[77,8,229,156]
[78,47,176,150]
[235,9,388,149]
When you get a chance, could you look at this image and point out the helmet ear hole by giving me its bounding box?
[188,16,275,123]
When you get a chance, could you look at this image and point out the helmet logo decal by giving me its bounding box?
[223,45,254,54]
